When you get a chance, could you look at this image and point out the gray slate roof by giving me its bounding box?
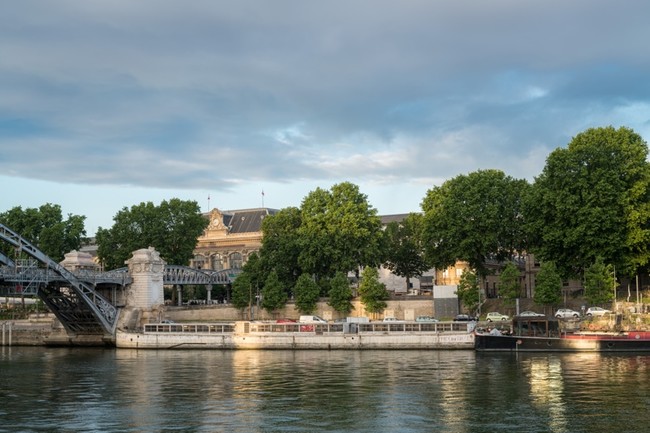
[222,208,279,234]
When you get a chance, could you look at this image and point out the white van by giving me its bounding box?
[299,315,328,324]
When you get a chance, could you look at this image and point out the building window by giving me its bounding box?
[211,254,223,271]
[230,252,243,269]
[192,254,206,270]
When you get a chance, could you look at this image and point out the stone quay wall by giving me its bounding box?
[2,298,438,346]
[164,298,437,323]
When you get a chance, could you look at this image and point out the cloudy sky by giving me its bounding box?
[2,1,650,236]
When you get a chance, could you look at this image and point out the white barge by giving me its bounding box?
[116,321,475,350]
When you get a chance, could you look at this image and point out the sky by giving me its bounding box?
[2,1,650,236]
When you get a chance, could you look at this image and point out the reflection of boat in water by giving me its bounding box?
[474,316,650,352]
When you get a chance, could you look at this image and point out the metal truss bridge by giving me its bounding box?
[0,223,240,336]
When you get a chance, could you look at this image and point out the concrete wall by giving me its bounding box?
[116,329,475,350]
[163,298,440,323]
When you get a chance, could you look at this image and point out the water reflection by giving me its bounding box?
[0,348,648,433]
[527,356,567,433]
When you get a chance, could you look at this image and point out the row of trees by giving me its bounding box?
[0,203,86,262]
[229,182,396,317]
[422,127,650,285]
[232,126,650,316]
[0,199,207,269]
[456,259,617,315]
[94,199,208,269]
[2,126,647,316]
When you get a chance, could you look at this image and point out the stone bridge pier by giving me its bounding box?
[116,247,166,332]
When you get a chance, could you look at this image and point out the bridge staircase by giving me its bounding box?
[0,223,118,340]
[1,223,243,345]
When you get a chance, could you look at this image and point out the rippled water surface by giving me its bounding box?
[1,347,648,433]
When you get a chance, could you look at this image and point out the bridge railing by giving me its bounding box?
[144,322,235,333]
[0,266,132,286]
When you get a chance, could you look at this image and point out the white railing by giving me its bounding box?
[142,321,472,335]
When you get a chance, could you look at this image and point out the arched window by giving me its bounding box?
[211,254,223,271]
[229,252,243,269]
[191,254,206,270]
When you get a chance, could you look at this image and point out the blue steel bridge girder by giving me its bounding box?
[163,265,241,285]
[0,251,14,267]
[0,223,118,336]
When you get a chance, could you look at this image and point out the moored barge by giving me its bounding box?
[474,316,650,352]
[116,320,476,350]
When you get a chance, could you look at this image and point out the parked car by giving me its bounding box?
[486,312,509,322]
[586,307,612,317]
[276,318,297,323]
[160,319,175,324]
[383,317,404,323]
[518,311,545,317]
[416,316,439,323]
[555,308,580,319]
[453,314,477,322]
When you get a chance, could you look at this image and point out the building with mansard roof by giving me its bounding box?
[190,208,278,271]
[189,209,540,300]
[191,209,437,294]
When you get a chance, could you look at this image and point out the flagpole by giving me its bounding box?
[207,194,211,212]
[261,190,265,208]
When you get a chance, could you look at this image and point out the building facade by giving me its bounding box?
[190,208,277,271]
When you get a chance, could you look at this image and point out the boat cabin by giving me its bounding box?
[512,316,561,338]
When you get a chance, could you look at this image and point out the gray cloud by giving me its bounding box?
[2,0,650,196]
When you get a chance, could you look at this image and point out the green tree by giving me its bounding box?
[328,271,355,315]
[258,207,302,290]
[421,169,529,278]
[498,262,521,305]
[96,199,207,269]
[260,270,288,313]
[298,182,383,281]
[456,269,480,315]
[0,203,87,262]
[157,199,209,267]
[583,256,616,305]
[358,266,389,314]
[231,272,253,311]
[533,261,562,308]
[294,273,321,314]
[524,126,650,279]
[383,213,430,291]
[230,254,265,316]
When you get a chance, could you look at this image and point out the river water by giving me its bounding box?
[0,347,647,433]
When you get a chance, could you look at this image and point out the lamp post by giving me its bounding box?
[249,284,253,320]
